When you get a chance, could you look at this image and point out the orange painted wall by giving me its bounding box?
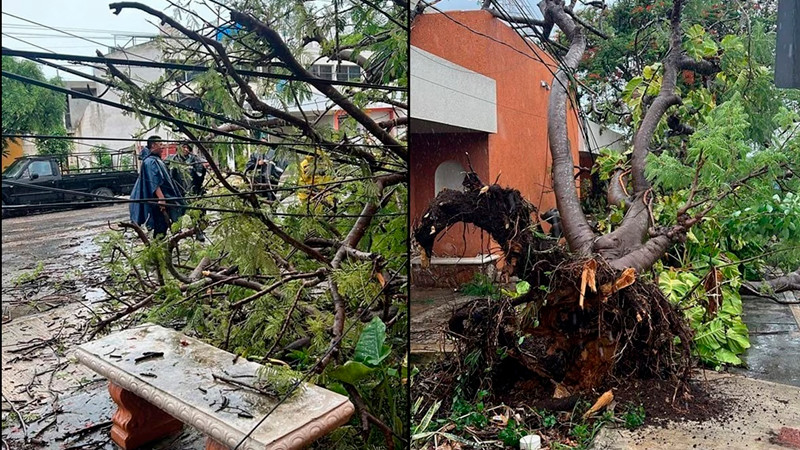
[410,132,491,257]
[411,10,583,256]
[2,139,24,171]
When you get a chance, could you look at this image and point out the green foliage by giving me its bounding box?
[449,390,489,430]
[657,260,750,368]
[460,273,501,299]
[497,418,525,447]
[353,316,392,367]
[622,404,646,429]
[684,24,718,60]
[13,261,45,285]
[2,57,70,148]
[255,364,304,397]
[92,145,113,170]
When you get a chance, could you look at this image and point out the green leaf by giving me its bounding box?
[327,361,375,384]
[714,348,742,365]
[353,316,391,367]
[516,281,531,295]
[694,319,725,350]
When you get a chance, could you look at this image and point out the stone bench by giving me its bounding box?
[73,324,354,450]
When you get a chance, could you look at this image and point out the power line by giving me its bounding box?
[1,11,165,65]
[1,179,405,218]
[2,48,407,92]
[2,134,393,149]
[4,49,406,170]
[1,70,404,170]
[355,0,409,31]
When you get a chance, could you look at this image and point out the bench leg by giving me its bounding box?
[108,382,183,449]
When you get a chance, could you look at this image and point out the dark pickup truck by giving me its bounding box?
[2,156,139,217]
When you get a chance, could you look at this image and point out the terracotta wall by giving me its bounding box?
[2,139,24,171]
[411,10,583,253]
[410,132,491,257]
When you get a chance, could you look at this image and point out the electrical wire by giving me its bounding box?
[1,179,404,218]
[355,0,409,31]
[2,48,407,92]
[1,70,405,170]
[1,134,394,150]
[2,11,165,65]
[4,48,407,168]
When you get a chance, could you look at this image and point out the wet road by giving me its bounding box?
[1,205,207,449]
[1,204,129,319]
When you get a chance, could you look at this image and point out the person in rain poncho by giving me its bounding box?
[129,136,187,238]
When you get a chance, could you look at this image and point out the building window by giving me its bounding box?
[310,64,361,81]
[336,65,361,81]
[434,160,465,193]
[310,64,333,80]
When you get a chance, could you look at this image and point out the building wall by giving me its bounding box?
[410,132,491,257]
[72,41,174,168]
[2,139,24,170]
[411,10,583,254]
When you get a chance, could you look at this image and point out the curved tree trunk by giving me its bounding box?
[541,0,596,256]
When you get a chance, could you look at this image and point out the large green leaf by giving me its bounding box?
[714,348,742,365]
[354,316,391,367]
[694,319,725,350]
[327,361,375,384]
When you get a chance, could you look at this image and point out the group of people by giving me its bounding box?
[129,136,207,239]
[129,135,293,239]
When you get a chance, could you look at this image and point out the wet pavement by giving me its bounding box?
[1,206,205,449]
[733,292,800,387]
[1,205,128,320]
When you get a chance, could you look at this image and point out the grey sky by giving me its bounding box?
[2,0,172,79]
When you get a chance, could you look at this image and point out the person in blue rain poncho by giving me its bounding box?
[129,136,187,238]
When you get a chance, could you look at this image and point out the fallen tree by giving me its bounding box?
[413,0,798,396]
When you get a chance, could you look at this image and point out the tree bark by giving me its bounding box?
[541,0,596,255]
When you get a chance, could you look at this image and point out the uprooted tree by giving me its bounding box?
[414,0,798,395]
[67,1,408,448]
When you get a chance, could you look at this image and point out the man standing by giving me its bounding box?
[167,142,206,197]
[129,136,186,238]
[167,142,207,241]
[244,147,287,200]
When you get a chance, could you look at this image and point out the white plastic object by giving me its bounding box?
[519,434,542,450]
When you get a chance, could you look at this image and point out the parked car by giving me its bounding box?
[2,156,139,217]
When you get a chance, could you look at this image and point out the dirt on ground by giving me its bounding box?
[410,287,800,449]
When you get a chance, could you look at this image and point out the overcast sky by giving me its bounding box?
[2,0,173,79]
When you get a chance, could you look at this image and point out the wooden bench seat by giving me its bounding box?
[74,324,354,450]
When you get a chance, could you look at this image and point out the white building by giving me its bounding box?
[66,31,405,170]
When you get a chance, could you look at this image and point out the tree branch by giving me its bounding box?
[231,11,408,162]
[629,0,684,195]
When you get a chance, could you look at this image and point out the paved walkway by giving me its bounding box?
[733,292,800,387]
[594,372,800,449]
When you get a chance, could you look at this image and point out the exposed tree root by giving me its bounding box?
[447,258,693,397]
[415,179,694,396]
